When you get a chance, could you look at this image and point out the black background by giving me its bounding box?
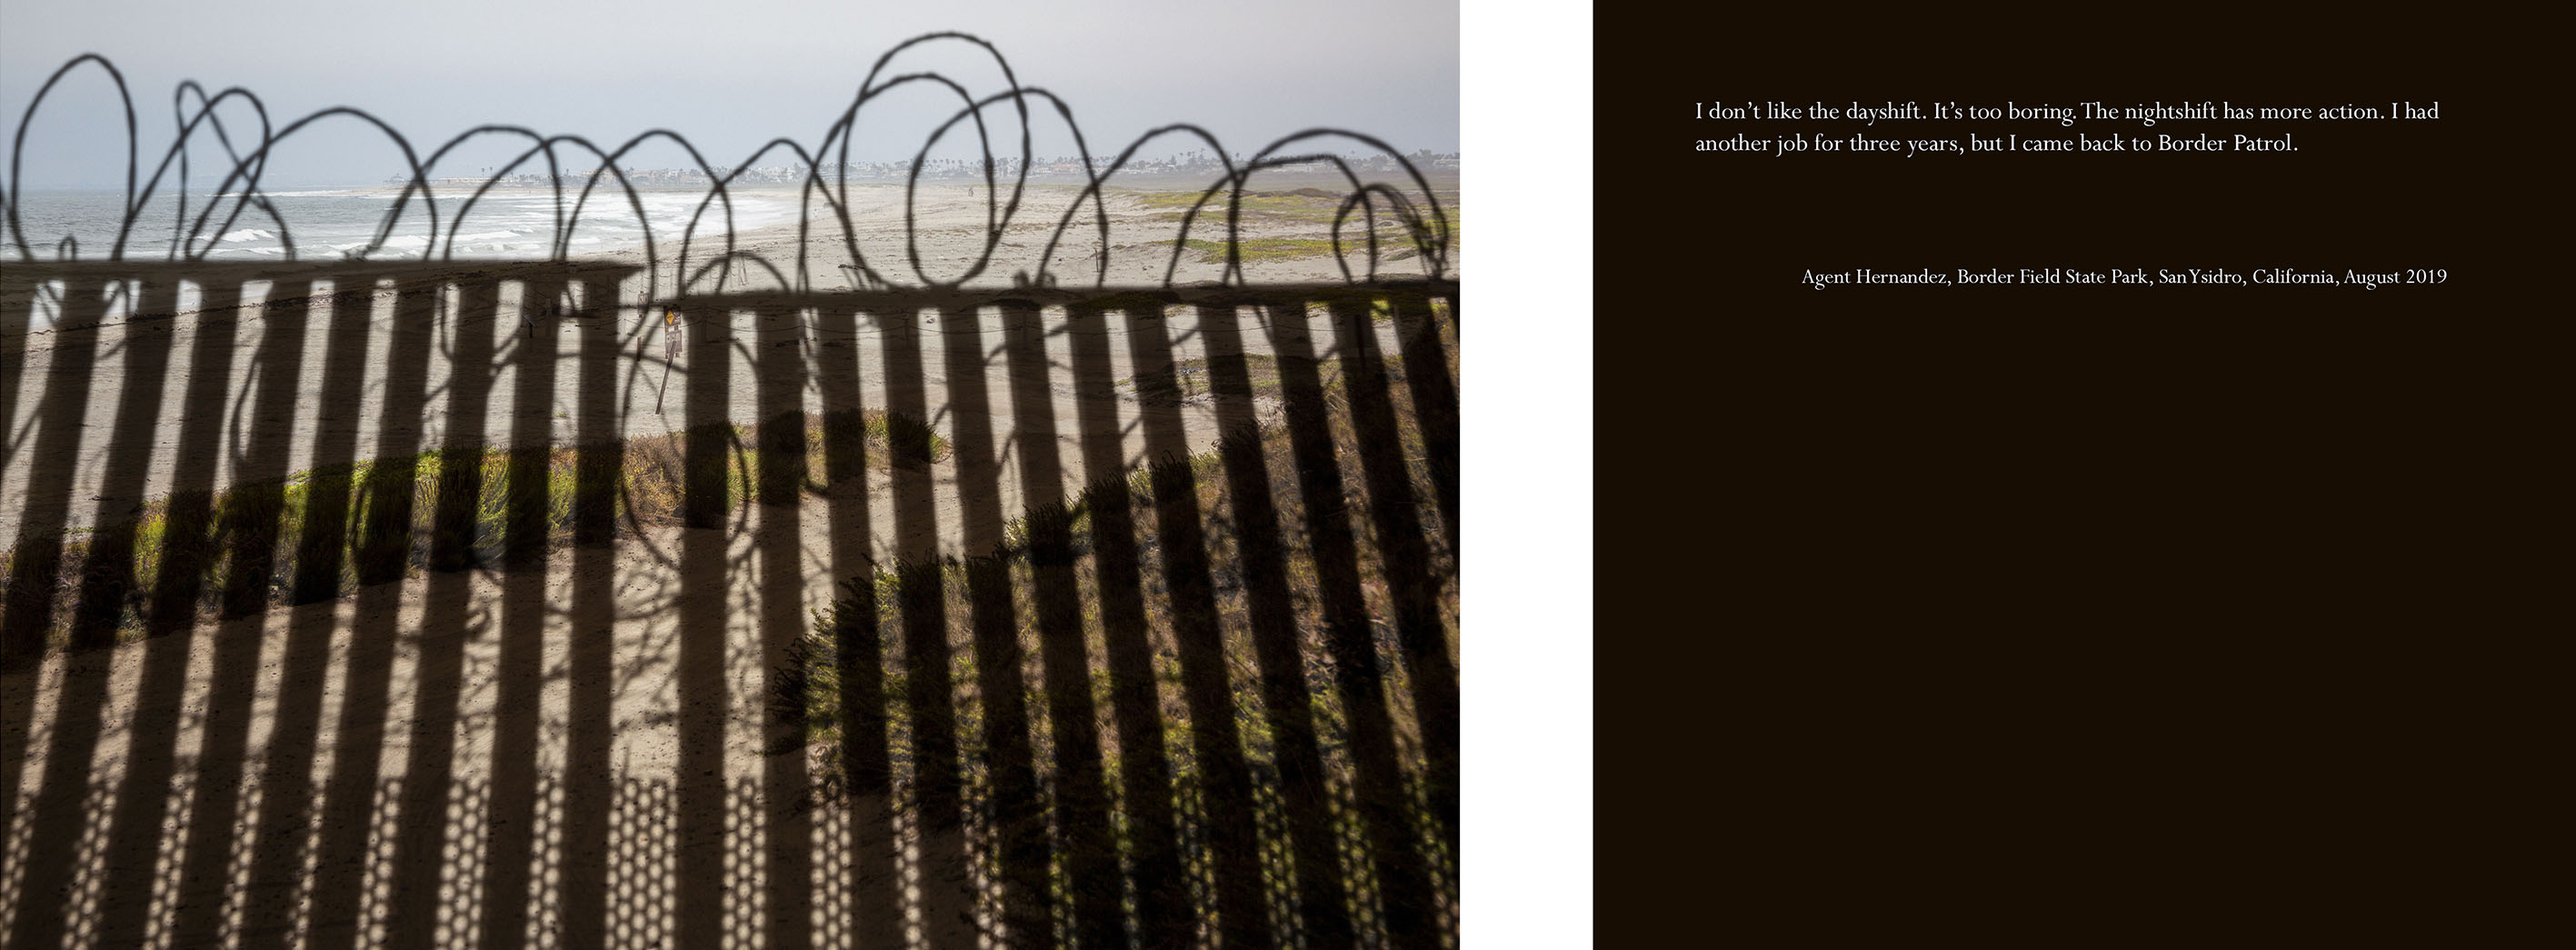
[1593,7,2567,942]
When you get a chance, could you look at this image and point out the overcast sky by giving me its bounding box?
[1,0,1458,187]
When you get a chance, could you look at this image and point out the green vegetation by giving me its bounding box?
[787,406,1460,783]
[1124,187,1460,262]
[1127,188,1456,229]
[1155,237,1338,265]
[0,410,947,644]
[780,311,1461,938]
[1129,188,1352,225]
[1105,297,1456,405]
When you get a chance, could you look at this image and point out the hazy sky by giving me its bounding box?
[1,0,1458,187]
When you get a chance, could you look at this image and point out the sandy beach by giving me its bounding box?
[1,179,1459,542]
[0,178,1460,942]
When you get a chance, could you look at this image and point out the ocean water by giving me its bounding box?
[5,186,811,329]
[2,186,800,262]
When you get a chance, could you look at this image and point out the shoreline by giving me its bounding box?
[9,175,1456,309]
[2,179,1458,548]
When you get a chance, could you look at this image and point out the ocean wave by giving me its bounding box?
[30,193,804,261]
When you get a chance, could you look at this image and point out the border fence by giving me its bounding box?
[3,35,1459,950]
